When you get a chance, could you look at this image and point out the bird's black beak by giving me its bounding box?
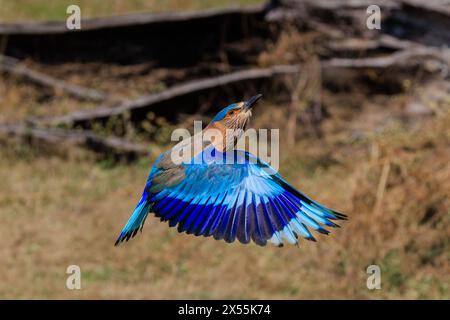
[244,94,262,110]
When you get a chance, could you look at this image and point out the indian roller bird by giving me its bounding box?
[115,94,346,247]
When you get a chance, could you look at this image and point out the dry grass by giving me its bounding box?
[0,74,100,122]
[0,100,448,299]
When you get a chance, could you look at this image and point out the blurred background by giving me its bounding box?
[0,0,449,299]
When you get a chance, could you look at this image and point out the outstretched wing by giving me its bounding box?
[132,146,346,247]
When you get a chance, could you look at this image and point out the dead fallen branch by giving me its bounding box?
[322,47,450,69]
[0,55,109,102]
[267,0,399,30]
[34,64,301,128]
[0,123,149,160]
[327,35,420,53]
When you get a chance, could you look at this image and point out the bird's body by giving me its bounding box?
[115,95,346,247]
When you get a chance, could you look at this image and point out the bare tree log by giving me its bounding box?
[33,65,301,128]
[0,123,149,160]
[0,5,269,66]
[0,5,265,34]
[0,55,110,102]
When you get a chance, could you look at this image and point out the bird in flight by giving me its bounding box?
[115,94,346,247]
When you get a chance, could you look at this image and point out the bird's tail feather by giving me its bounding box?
[115,197,152,246]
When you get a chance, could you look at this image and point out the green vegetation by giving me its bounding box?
[0,0,263,22]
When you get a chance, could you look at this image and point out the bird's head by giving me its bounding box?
[208,94,262,131]
[203,94,262,152]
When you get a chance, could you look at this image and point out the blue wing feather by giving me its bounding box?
[115,147,347,246]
